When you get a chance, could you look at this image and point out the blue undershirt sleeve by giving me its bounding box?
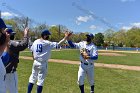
[1,52,10,65]
[67,40,75,48]
[90,55,98,60]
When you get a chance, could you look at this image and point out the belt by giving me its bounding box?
[6,69,16,73]
[81,61,93,65]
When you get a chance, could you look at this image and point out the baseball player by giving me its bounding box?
[27,30,71,93]
[0,18,10,93]
[67,33,98,93]
[2,28,29,93]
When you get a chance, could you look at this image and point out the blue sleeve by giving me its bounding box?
[1,52,10,65]
[90,55,98,60]
[90,46,98,60]
[67,40,75,48]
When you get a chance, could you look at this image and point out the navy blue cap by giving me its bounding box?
[41,30,51,36]
[6,29,16,35]
[86,33,94,38]
[0,18,7,28]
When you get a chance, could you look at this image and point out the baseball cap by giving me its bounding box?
[6,29,16,35]
[0,18,7,28]
[86,33,94,38]
[41,30,51,36]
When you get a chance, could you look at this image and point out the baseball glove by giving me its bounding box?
[80,48,89,59]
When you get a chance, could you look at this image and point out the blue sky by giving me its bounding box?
[0,0,140,34]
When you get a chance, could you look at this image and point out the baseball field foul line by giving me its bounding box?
[19,56,140,71]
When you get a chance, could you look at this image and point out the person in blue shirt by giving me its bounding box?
[0,18,9,93]
[2,28,29,93]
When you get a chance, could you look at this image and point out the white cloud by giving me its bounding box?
[1,12,19,17]
[131,22,140,27]
[75,20,81,25]
[121,26,132,30]
[121,22,140,30]
[2,12,13,16]
[89,25,97,30]
[121,0,136,2]
[50,25,57,27]
[76,15,93,25]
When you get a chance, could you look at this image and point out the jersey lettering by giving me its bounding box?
[36,44,43,52]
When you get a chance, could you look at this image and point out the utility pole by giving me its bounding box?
[25,17,28,28]
[58,25,61,40]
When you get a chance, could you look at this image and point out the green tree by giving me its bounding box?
[32,24,49,39]
[94,33,104,46]
[4,19,23,40]
[125,28,140,47]
[104,29,115,46]
[49,26,60,41]
[104,29,115,42]
[113,29,126,47]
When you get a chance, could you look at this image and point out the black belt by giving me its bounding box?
[6,69,16,73]
[81,61,92,65]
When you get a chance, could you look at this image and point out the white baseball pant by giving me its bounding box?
[29,60,48,86]
[77,62,94,86]
[5,72,18,93]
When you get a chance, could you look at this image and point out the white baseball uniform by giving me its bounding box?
[73,41,98,86]
[29,39,59,86]
[0,57,6,93]
[5,72,18,93]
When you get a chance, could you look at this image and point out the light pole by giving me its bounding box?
[25,17,28,28]
[58,25,61,40]
[50,24,61,41]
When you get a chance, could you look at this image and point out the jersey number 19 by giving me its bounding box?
[36,44,42,52]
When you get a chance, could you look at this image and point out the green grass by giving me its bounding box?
[20,49,80,61]
[17,59,140,93]
[51,49,79,60]
[20,49,140,66]
[20,51,32,57]
[98,51,140,66]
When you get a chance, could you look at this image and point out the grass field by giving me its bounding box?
[18,49,140,93]
[18,59,140,93]
[20,49,140,66]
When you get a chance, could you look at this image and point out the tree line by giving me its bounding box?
[4,17,140,48]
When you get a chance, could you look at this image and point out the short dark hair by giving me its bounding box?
[0,18,7,46]
[0,31,6,46]
[0,18,7,29]
[41,30,51,38]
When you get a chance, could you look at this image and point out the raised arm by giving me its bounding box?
[66,33,80,49]
[10,27,29,51]
[57,31,72,46]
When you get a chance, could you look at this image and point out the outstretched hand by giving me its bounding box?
[24,27,29,37]
[65,31,73,39]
